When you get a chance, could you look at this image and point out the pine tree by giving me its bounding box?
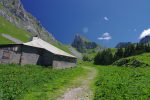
[94,49,113,65]
[114,48,124,61]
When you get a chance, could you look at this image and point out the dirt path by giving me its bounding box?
[2,34,23,43]
[57,66,97,100]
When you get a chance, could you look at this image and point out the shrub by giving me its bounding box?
[113,58,149,67]
[82,55,92,62]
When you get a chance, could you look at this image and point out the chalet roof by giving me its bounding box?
[23,37,76,58]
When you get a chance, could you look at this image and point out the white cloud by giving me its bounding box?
[104,16,109,21]
[98,32,112,40]
[139,28,150,39]
[83,27,89,33]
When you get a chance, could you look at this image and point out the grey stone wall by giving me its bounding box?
[0,46,21,64]
[52,54,77,68]
[20,46,40,65]
[21,52,40,65]
[0,45,41,65]
[53,60,76,69]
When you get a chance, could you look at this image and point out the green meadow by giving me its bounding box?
[0,53,150,100]
[0,64,85,100]
[94,66,150,100]
[93,52,150,100]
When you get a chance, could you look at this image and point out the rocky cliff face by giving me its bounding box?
[0,0,55,42]
[72,34,98,53]
[116,42,132,48]
[140,36,150,44]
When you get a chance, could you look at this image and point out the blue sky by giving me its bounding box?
[21,0,150,47]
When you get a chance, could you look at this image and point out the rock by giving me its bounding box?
[0,0,56,43]
[140,36,150,44]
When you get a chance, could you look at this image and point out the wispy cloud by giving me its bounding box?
[139,28,150,39]
[98,32,112,40]
[83,27,89,33]
[104,16,109,21]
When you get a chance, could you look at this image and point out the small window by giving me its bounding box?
[2,51,10,59]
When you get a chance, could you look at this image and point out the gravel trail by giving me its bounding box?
[57,66,97,100]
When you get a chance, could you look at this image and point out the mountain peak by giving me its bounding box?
[74,34,90,42]
[140,35,150,44]
[72,34,98,53]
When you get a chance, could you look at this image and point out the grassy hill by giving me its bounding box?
[94,65,150,100]
[127,53,150,64]
[0,16,31,43]
[0,34,15,44]
[91,51,150,99]
[113,53,150,67]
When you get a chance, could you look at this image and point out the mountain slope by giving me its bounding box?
[0,16,30,43]
[140,36,150,44]
[116,42,132,48]
[0,0,55,42]
[71,34,103,60]
[113,53,150,67]
[0,0,71,53]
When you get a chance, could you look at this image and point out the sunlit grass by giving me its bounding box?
[94,65,150,100]
[0,64,85,100]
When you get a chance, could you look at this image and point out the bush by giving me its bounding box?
[113,58,149,67]
[113,58,130,66]
[82,55,92,62]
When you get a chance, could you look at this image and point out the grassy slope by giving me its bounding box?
[0,64,85,100]
[127,53,150,65]
[93,53,150,99]
[0,16,31,43]
[113,53,150,67]
[94,65,150,100]
[84,48,116,61]
[0,34,15,44]
[52,42,72,54]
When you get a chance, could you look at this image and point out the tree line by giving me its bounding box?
[94,43,150,65]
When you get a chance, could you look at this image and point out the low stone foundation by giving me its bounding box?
[53,60,76,69]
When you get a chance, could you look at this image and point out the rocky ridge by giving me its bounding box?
[72,34,99,53]
[140,36,150,44]
[0,0,55,42]
[116,42,132,48]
